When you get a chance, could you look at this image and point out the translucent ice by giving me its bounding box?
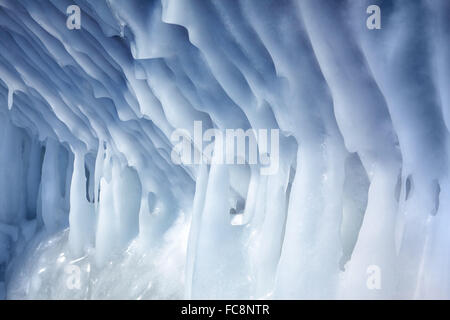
[0,0,449,299]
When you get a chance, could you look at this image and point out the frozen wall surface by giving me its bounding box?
[0,0,449,299]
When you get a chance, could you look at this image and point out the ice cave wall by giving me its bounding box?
[0,0,449,299]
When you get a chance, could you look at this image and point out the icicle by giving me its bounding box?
[7,86,13,110]
[68,150,94,257]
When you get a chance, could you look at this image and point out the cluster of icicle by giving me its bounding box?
[0,0,449,299]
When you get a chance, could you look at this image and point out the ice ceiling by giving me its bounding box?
[0,0,449,299]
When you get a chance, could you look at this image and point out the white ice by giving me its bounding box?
[0,0,449,299]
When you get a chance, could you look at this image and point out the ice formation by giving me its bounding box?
[0,0,449,299]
